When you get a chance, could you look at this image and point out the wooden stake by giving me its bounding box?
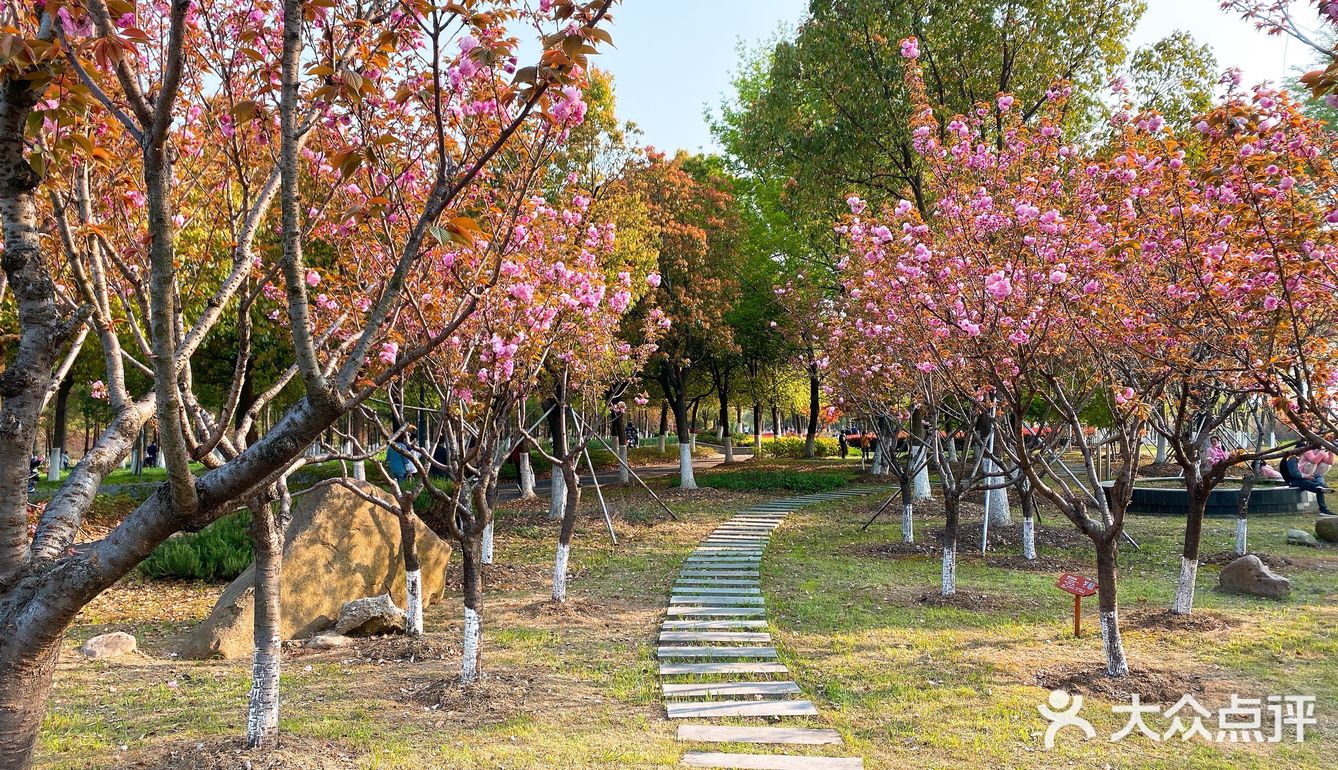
[1074,594,1082,638]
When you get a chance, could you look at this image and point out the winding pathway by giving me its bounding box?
[658,487,891,769]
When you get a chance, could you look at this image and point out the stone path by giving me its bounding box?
[659,487,889,770]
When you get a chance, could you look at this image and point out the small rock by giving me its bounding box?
[1287,528,1322,548]
[1316,516,1338,543]
[334,594,405,636]
[80,631,137,659]
[305,633,354,650]
[1219,555,1291,599]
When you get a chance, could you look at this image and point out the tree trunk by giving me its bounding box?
[1020,478,1037,560]
[900,476,914,543]
[752,403,762,453]
[1154,432,1167,464]
[246,497,284,749]
[941,495,959,596]
[657,401,668,453]
[1234,472,1258,557]
[481,521,494,566]
[545,393,567,521]
[1095,537,1130,676]
[553,463,582,602]
[718,386,734,464]
[47,375,73,481]
[1172,488,1208,615]
[804,362,820,459]
[674,398,696,490]
[983,423,1011,526]
[460,533,484,683]
[398,511,423,636]
[0,636,60,770]
[518,447,537,499]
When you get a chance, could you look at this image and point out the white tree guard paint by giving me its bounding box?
[246,634,281,747]
[549,471,566,520]
[1100,610,1130,676]
[940,546,957,596]
[945,437,958,462]
[1171,556,1198,615]
[481,522,494,565]
[911,446,931,500]
[1154,433,1167,464]
[1022,517,1037,560]
[982,433,1011,525]
[352,459,366,481]
[657,433,666,452]
[552,542,570,603]
[1235,518,1248,557]
[461,607,482,683]
[405,568,424,636]
[519,452,536,499]
[901,504,914,543]
[678,443,697,489]
[690,433,697,452]
[618,445,629,483]
[46,449,61,482]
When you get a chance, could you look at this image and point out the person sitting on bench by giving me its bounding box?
[1281,447,1334,515]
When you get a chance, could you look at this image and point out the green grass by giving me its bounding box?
[36,469,1337,769]
[689,462,859,493]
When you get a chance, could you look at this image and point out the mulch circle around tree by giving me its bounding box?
[984,553,1087,572]
[130,735,357,770]
[1122,606,1243,633]
[911,589,1018,612]
[848,541,939,559]
[1032,664,1216,703]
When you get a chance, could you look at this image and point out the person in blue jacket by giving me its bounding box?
[386,426,418,483]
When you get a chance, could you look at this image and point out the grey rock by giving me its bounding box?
[305,633,354,650]
[1287,528,1322,548]
[1218,555,1291,599]
[335,594,405,636]
[1316,516,1338,543]
[80,631,137,659]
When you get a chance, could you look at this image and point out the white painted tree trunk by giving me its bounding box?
[45,449,60,481]
[518,452,536,499]
[552,542,570,603]
[940,546,956,597]
[723,435,733,463]
[1235,518,1248,556]
[901,503,914,543]
[658,433,666,452]
[1154,432,1167,464]
[911,445,931,499]
[1022,516,1037,560]
[548,470,566,520]
[1101,611,1130,676]
[983,432,1011,526]
[405,568,423,636]
[618,444,629,483]
[246,635,281,748]
[945,437,957,462]
[1171,556,1198,615]
[678,443,697,490]
[461,608,482,683]
[690,433,697,452]
[481,523,494,565]
[352,459,366,481]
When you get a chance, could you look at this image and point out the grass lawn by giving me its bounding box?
[36,461,1336,769]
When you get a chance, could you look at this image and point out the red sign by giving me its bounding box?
[1056,573,1097,597]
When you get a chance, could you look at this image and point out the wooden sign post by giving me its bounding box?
[1055,572,1098,637]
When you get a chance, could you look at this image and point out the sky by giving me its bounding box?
[592,0,1327,155]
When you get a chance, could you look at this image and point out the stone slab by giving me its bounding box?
[661,619,769,630]
[659,631,772,643]
[658,646,777,659]
[681,754,862,770]
[659,662,788,676]
[667,700,818,718]
[676,725,843,745]
[672,586,762,594]
[665,607,766,617]
[670,596,766,606]
[663,681,801,698]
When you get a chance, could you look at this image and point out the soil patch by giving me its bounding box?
[407,668,581,725]
[1122,607,1243,633]
[444,561,554,592]
[849,541,938,559]
[1033,663,1218,703]
[302,634,454,663]
[985,553,1087,572]
[1201,550,1294,569]
[128,735,357,770]
[929,522,1089,552]
[912,589,1017,611]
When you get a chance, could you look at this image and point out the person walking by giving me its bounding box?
[838,430,849,459]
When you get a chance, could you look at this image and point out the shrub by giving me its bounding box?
[757,436,841,459]
[140,511,252,581]
[691,468,853,494]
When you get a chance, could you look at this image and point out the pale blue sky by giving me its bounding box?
[593,0,1325,154]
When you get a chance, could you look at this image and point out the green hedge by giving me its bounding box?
[757,436,841,459]
[140,511,252,581]
[691,468,853,494]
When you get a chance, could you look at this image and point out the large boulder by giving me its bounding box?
[181,482,451,659]
[335,594,406,636]
[1316,516,1338,543]
[1218,555,1291,599]
[80,631,137,659]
